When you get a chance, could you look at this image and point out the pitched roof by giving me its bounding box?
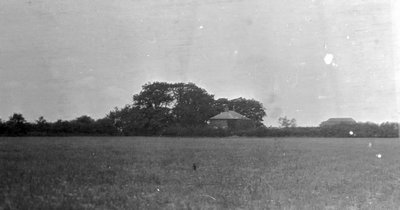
[210,110,250,120]
[326,118,356,123]
[320,118,356,126]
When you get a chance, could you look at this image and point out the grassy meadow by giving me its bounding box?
[1,137,400,209]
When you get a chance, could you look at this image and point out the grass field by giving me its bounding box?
[1,137,400,209]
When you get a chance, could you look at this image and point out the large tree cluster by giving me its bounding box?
[106,82,266,135]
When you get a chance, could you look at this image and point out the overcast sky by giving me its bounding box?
[0,0,399,126]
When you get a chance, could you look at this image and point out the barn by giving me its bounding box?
[209,110,253,130]
[320,118,357,127]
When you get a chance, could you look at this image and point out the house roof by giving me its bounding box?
[210,110,250,120]
[321,118,356,126]
[325,118,356,123]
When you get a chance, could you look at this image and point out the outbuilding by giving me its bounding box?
[320,118,356,127]
[209,110,253,130]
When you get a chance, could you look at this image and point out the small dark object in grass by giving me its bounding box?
[193,163,197,171]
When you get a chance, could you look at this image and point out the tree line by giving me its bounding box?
[0,82,398,137]
[0,113,398,137]
[0,82,266,136]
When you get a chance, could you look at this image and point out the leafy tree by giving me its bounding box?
[125,82,216,132]
[35,116,50,134]
[141,106,172,134]
[229,98,266,126]
[170,83,215,126]
[353,122,380,137]
[107,106,133,134]
[36,116,47,124]
[319,123,357,137]
[70,115,96,134]
[379,122,399,137]
[6,113,28,135]
[0,119,5,135]
[278,116,297,128]
[108,81,267,135]
[8,113,26,124]
[133,82,174,109]
[129,82,177,134]
[51,120,73,135]
[212,98,230,114]
[94,117,119,135]
[74,115,95,124]
[213,97,266,127]
[107,105,171,135]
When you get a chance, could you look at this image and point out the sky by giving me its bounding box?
[0,0,399,126]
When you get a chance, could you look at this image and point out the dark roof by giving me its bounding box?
[210,111,250,120]
[321,118,356,126]
[326,118,356,123]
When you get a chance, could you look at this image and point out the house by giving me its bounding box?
[209,110,253,130]
[320,118,357,127]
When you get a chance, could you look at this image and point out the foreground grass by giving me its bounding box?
[1,137,400,209]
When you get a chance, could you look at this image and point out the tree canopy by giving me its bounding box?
[212,97,266,127]
[278,116,297,128]
[106,82,266,135]
[5,113,28,135]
